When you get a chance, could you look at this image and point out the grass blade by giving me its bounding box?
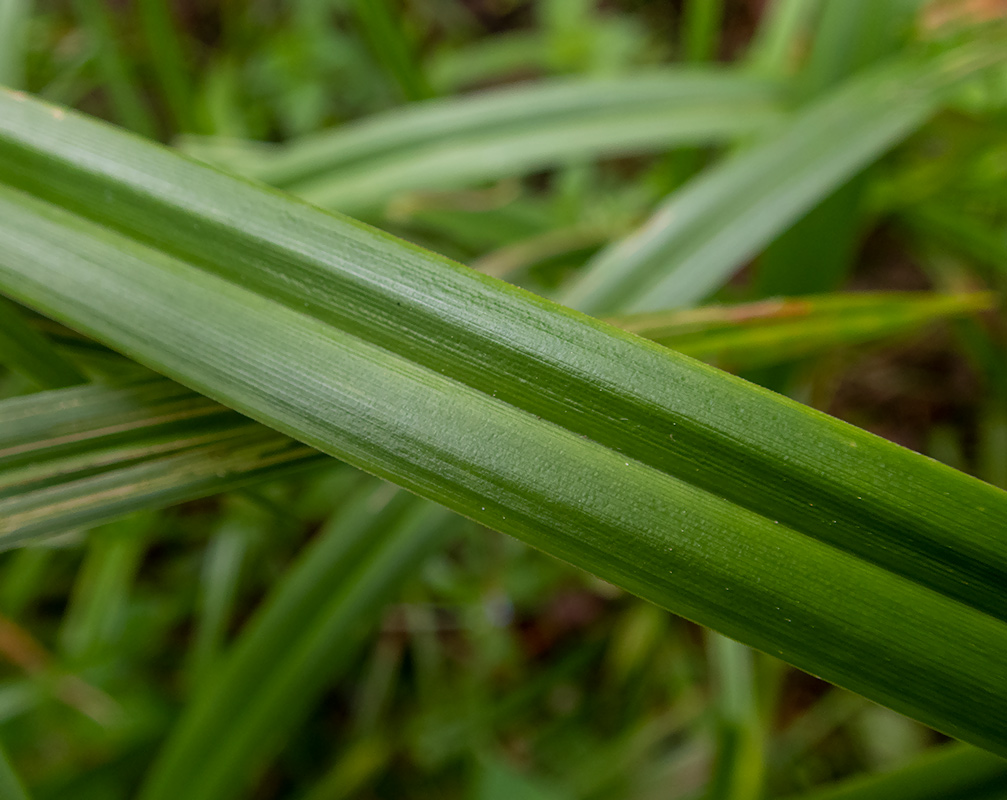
[178,69,783,213]
[0,0,30,89]
[0,296,88,389]
[137,0,196,133]
[140,483,458,800]
[70,0,157,138]
[680,0,725,63]
[610,291,993,370]
[349,0,434,101]
[783,743,1007,800]
[2,91,1007,754]
[562,45,1003,314]
[0,742,30,800]
[0,379,325,546]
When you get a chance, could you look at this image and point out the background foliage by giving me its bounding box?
[1,0,1007,798]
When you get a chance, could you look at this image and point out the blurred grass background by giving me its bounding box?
[2,0,1007,798]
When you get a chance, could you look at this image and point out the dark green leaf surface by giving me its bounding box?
[1,90,1006,755]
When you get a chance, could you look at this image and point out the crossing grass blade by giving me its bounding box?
[0,379,324,546]
[610,291,993,370]
[0,0,30,90]
[1,89,1007,755]
[0,296,88,389]
[177,69,784,213]
[1,290,980,543]
[783,743,1007,800]
[562,44,1006,314]
[140,482,459,800]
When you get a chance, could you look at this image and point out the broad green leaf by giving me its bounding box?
[178,69,784,213]
[4,291,977,542]
[610,291,993,370]
[562,45,1005,314]
[1,91,1007,755]
[140,482,459,800]
[0,379,324,545]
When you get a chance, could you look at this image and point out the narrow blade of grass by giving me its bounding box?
[0,379,325,545]
[0,742,30,800]
[178,69,783,213]
[70,0,157,138]
[0,296,88,389]
[0,0,30,89]
[609,291,993,370]
[140,483,458,800]
[562,45,1004,314]
[349,0,434,101]
[137,0,196,134]
[783,742,1007,800]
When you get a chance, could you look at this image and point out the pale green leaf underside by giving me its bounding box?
[0,89,1006,755]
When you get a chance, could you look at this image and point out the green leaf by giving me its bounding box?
[2,90,1007,755]
[609,291,994,370]
[0,379,325,546]
[178,69,784,213]
[562,45,1005,314]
